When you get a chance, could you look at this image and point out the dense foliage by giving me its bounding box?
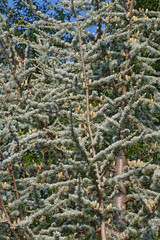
[135,0,160,11]
[0,0,160,239]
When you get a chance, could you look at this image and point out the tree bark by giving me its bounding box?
[114,149,127,224]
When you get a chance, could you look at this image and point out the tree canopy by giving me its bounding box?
[0,0,160,240]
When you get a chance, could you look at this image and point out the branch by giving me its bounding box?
[71,0,94,151]
[0,39,23,97]
[0,193,20,240]
[128,0,135,17]
[122,0,135,104]
[70,1,106,238]
[145,202,160,220]
[140,149,160,160]
[70,0,101,182]
[108,68,120,97]
[70,107,101,199]
[0,150,30,239]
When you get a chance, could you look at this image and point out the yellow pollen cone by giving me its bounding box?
[81,73,83,79]
[70,93,73,98]
[132,16,137,21]
[93,200,97,207]
[81,114,85,120]
[2,213,5,221]
[150,200,154,208]
[107,218,111,224]
[17,218,20,225]
[96,202,100,209]
[92,112,96,118]
[3,182,7,189]
[137,159,141,165]
[136,30,140,36]
[126,12,130,18]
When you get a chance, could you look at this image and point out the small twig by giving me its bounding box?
[140,149,160,161]
[8,164,23,217]
[145,202,160,220]
[113,80,120,97]
[108,68,120,97]
[101,166,116,179]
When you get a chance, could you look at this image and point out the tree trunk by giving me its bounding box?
[101,220,106,240]
[114,149,127,224]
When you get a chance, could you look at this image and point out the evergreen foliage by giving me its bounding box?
[135,0,160,11]
[0,0,160,239]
